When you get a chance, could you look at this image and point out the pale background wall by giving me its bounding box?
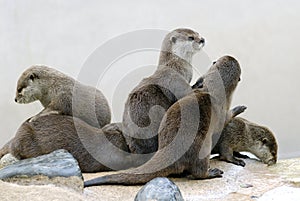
[0,0,299,159]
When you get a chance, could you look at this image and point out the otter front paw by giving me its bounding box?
[220,155,246,167]
[231,158,246,167]
[28,116,38,122]
[207,168,223,178]
[233,151,250,159]
[231,105,247,117]
[29,110,60,122]
[192,77,204,89]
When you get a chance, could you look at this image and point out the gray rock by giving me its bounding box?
[0,153,19,169]
[135,177,184,201]
[0,149,82,180]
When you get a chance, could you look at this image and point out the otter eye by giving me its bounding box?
[188,36,194,41]
[262,138,268,145]
[17,88,22,93]
[213,61,217,65]
[29,75,35,80]
[29,73,39,80]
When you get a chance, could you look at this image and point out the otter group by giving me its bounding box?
[0,28,278,187]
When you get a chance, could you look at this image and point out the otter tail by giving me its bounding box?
[84,171,168,187]
[84,151,173,187]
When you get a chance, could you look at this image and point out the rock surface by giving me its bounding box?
[0,149,83,191]
[0,157,299,200]
[135,177,184,201]
[0,153,19,169]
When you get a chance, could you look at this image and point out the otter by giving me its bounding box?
[15,65,111,128]
[123,28,205,154]
[0,114,149,172]
[84,55,244,186]
[211,117,278,166]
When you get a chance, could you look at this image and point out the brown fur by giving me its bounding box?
[212,117,278,166]
[15,65,111,128]
[0,114,150,172]
[123,28,205,154]
[84,55,243,186]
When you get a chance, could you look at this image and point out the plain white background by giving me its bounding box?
[0,0,299,159]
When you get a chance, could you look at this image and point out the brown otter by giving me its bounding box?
[123,28,205,154]
[15,65,111,128]
[211,117,278,166]
[0,114,149,172]
[84,55,244,186]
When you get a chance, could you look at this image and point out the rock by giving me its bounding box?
[135,177,184,201]
[0,149,83,191]
[0,153,19,169]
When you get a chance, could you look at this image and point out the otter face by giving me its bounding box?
[170,28,205,61]
[251,128,278,166]
[15,69,42,104]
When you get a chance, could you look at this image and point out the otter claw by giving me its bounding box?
[208,168,223,178]
[232,158,246,167]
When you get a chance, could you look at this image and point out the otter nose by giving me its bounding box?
[15,98,17,102]
[199,38,205,45]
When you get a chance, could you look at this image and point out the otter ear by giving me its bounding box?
[29,73,39,80]
[170,36,177,43]
[262,138,268,145]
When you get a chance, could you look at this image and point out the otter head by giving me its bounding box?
[250,126,278,166]
[162,28,205,62]
[15,65,50,105]
[195,56,241,107]
[214,56,241,95]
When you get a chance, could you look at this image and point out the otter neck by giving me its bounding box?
[158,51,193,82]
[38,78,59,108]
[40,92,51,108]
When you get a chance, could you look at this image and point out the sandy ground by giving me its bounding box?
[0,158,299,201]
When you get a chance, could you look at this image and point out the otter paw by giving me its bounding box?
[231,105,247,117]
[28,116,38,122]
[192,77,204,89]
[208,168,223,178]
[233,151,250,159]
[232,158,246,167]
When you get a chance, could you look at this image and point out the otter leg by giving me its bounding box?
[191,156,223,179]
[219,147,246,167]
[233,151,250,159]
